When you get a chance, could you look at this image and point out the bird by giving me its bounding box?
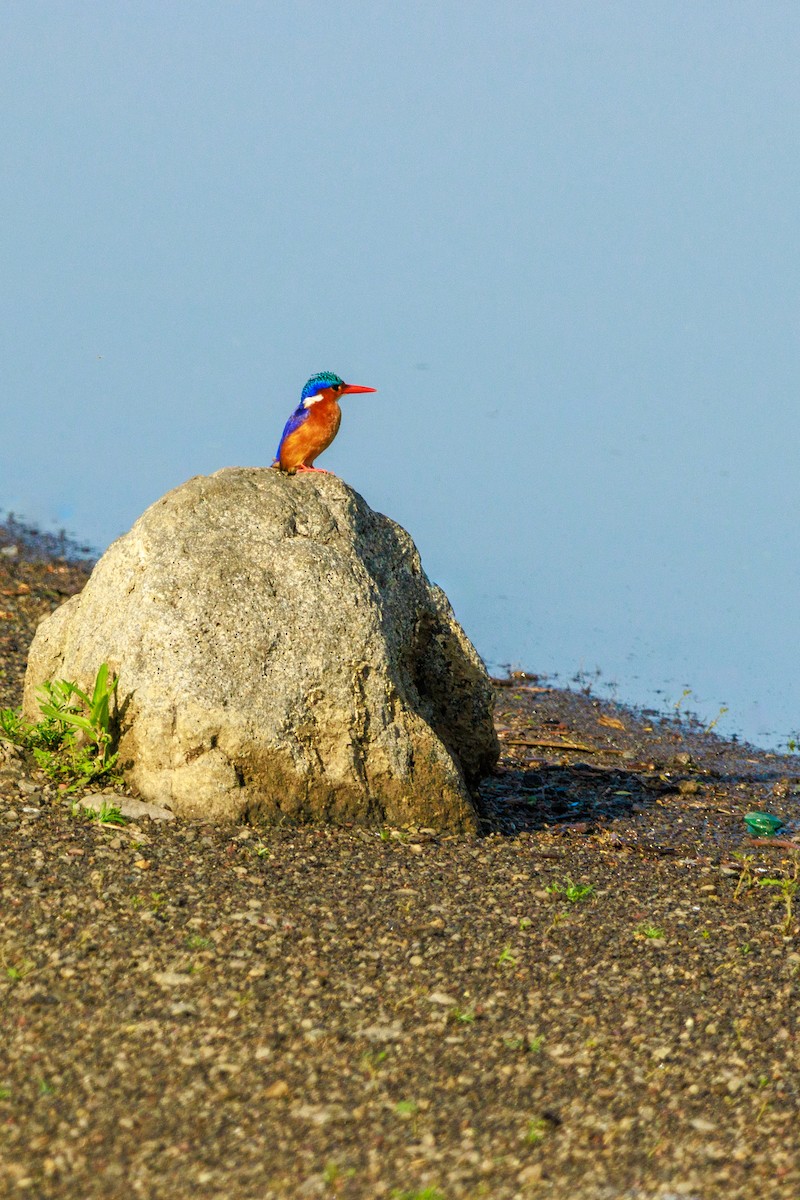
[272,372,376,475]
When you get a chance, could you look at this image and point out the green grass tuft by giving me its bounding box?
[1,663,120,791]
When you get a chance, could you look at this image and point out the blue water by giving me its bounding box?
[3,5,800,755]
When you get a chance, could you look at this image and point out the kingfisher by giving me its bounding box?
[272,372,377,475]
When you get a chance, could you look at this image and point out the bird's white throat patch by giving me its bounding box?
[303,394,324,409]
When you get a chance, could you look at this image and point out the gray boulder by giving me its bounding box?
[23,468,498,831]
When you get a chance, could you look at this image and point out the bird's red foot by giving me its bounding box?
[294,465,330,474]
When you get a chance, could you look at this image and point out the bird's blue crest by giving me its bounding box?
[301,372,344,401]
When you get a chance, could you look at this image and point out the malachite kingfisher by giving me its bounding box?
[272,372,377,475]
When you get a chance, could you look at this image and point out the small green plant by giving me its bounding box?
[1,663,119,791]
[379,827,408,843]
[525,1117,548,1144]
[449,1005,476,1024]
[636,925,665,939]
[704,705,729,734]
[360,1049,388,1076]
[504,1033,544,1054]
[71,798,127,826]
[1,944,35,982]
[732,852,756,900]
[0,1086,10,1100]
[496,945,517,968]
[518,917,532,930]
[4,960,35,982]
[739,943,752,955]
[394,1099,419,1118]
[0,707,28,742]
[390,1189,445,1200]
[546,879,595,904]
[543,909,568,939]
[758,872,800,935]
[186,935,212,950]
[323,1162,356,1189]
[252,841,270,858]
[392,1098,423,1138]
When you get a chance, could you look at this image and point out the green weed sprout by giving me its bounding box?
[71,798,127,826]
[525,1117,548,1144]
[1,663,119,791]
[758,874,800,935]
[496,945,517,968]
[390,1190,445,1200]
[546,879,595,904]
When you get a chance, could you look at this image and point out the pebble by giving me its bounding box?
[79,792,175,822]
[169,1002,197,1018]
[152,971,194,988]
[264,1080,290,1099]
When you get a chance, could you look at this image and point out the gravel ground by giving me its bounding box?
[2,533,800,1199]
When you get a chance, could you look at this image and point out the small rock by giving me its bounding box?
[79,792,175,822]
[290,1103,344,1126]
[427,991,457,1006]
[726,1074,747,1094]
[362,1020,404,1042]
[169,1001,197,1017]
[264,1080,290,1099]
[152,971,194,988]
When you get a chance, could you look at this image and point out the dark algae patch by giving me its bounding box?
[2,531,800,1198]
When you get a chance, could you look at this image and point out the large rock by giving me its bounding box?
[23,469,498,831]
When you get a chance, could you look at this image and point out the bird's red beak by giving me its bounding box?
[341,383,376,395]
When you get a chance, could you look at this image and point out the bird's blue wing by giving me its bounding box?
[275,403,309,459]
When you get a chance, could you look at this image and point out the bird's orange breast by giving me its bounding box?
[279,398,342,470]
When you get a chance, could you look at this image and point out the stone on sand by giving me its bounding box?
[23,468,498,831]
